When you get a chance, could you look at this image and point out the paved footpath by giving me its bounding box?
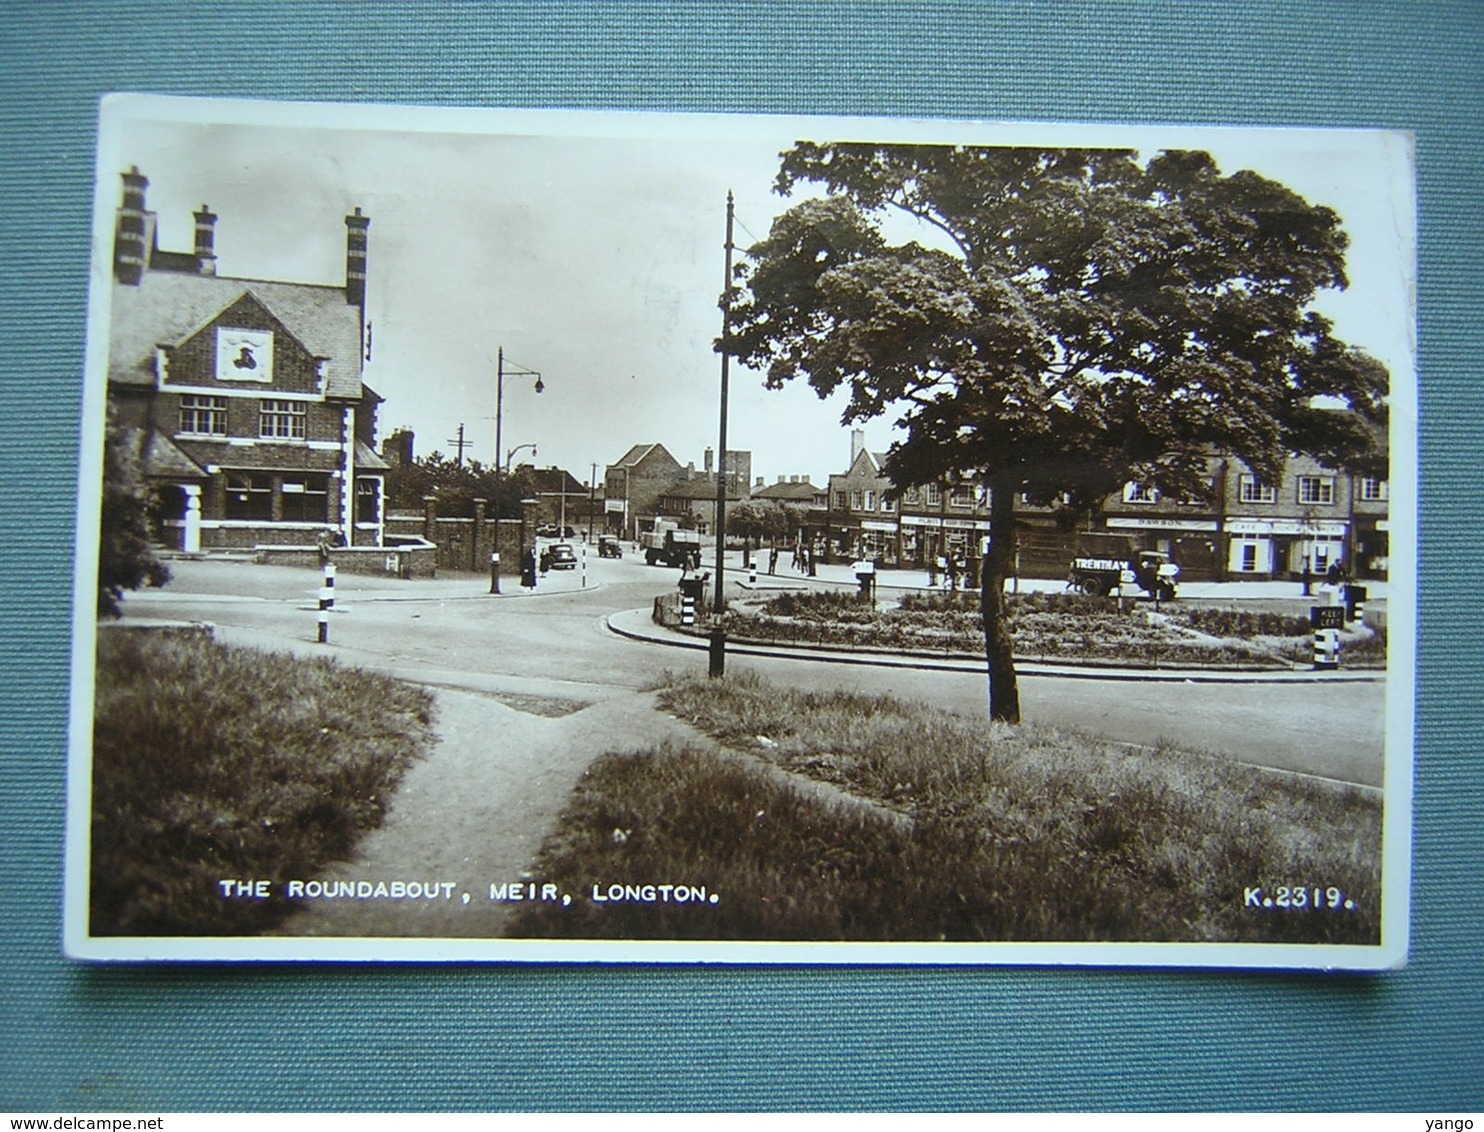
[278,682,708,939]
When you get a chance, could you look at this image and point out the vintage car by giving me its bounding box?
[597,535,623,559]
[541,542,578,570]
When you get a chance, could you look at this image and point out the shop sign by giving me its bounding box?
[1106,517,1219,532]
[1226,518,1347,536]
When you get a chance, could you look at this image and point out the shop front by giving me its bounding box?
[1224,517,1348,581]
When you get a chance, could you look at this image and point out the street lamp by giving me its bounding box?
[709,192,735,678]
[492,347,544,594]
[505,443,537,474]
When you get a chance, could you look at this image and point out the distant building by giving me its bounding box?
[603,443,684,539]
[825,431,898,562]
[516,464,591,534]
[105,166,388,551]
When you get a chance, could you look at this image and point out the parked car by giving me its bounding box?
[598,535,622,559]
[542,542,578,570]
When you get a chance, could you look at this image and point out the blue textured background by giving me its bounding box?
[2,1,1479,1111]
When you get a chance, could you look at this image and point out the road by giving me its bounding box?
[121,554,1387,789]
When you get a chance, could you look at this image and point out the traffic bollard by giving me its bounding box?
[318,562,336,643]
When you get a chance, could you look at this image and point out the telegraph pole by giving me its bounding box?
[709,191,735,678]
[447,422,472,467]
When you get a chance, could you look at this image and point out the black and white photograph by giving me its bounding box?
[66,96,1415,966]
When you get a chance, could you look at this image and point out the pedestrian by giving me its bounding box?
[769,546,779,575]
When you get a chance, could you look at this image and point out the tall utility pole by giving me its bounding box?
[447,422,472,467]
[491,348,544,594]
[589,462,598,542]
[709,192,735,678]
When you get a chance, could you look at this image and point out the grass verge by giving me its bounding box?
[91,629,435,935]
[506,672,1381,944]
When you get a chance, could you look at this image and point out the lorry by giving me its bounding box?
[641,518,703,568]
[1069,533,1179,601]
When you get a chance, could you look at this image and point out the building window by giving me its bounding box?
[260,399,307,439]
[1239,476,1276,504]
[949,487,973,509]
[834,491,848,511]
[1123,482,1158,504]
[903,486,920,505]
[1297,476,1335,505]
[179,394,227,436]
[850,490,863,510]
[880,495,895,513]
[925,483,941,506]
[280,473,330,523]
[863,490,876,511]
[1176,479,1213,507]
[1360,476,1388,502]
[1240,543,1258,572]
[355,478,381,525]
[224,472,272,521]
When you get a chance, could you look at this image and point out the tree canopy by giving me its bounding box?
[728,144,1388,509]
[727,143,1389,720]
[384,452,536,519]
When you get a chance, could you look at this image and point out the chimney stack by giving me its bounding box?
[704,447,714,473]
[850,429,865,462]
[114,167,149,285]
[193,204,217,275]
[345,206,370,306]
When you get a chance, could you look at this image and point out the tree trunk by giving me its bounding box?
[980,488,1021,723]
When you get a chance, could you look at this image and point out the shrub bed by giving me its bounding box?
[718,589,1318,667]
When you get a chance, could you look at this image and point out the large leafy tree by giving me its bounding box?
[385,452,535,519]
[727,143,1388,722]
[98,414,170,617]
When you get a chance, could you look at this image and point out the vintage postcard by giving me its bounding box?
[66,95,1415,966]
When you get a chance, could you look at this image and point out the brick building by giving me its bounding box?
[603,443,684,539]
[105,167,388,552]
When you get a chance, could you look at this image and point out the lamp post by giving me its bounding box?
[709,192,735,678]
[491,347,544,594]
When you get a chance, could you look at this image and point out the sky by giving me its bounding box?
[94,98,1416,491]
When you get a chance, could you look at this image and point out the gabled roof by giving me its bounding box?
[109,273,364,399]
[753,480,824,501]
[610,442,680,470]
[833,448,890,480]
[521,466,587,495]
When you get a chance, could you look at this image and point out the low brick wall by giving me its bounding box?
[252,540,439,579]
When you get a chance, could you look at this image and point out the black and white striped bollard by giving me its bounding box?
[1310,605,1342,670]
[318,562,336,643]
